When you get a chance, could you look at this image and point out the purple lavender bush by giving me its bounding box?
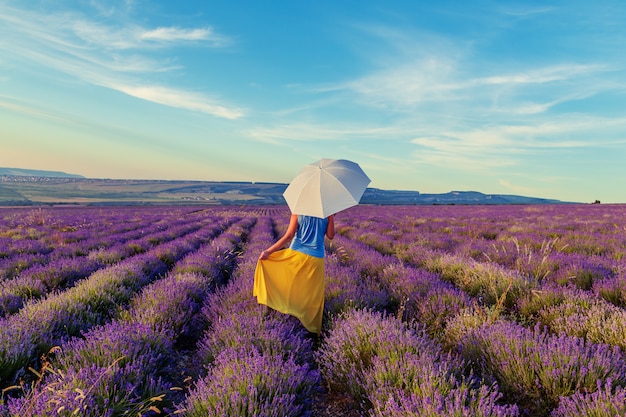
[329,235,392,277]
[0,276,47,317]
[182,348,320,417]
[323,254,391,316]
[515,283,566,322]
[124,272,210,342]
[549,253,616,289]
[5,321,174,417]
[536,287,626,350]
[200,259,260,326]
[0,260,150,384]
[198,309,314,366]
[424,253,535,310]
[0,257,105,317]
[593,270,626,308]
[317,309,440,406]
[365,352,519,417]
[0,253,48,281]
[380,263,471,337]
[457,320,626,415]
[550,379,626,417]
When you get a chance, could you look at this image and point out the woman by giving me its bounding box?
[253,213,335,334]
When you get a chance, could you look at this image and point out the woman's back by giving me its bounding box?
[290,215,328,258]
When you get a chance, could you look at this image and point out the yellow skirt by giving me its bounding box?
[253,248,325,334]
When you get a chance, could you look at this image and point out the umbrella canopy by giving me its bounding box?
[283,158,370,218]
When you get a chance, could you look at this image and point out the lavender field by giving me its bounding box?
[1,204,625,417]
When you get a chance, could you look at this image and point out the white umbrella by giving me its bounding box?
[283,158,371,218]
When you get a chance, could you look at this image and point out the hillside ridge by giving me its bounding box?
[0,167,574,205]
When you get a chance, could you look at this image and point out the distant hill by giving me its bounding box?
[364,190,565,205]
[0,167,84,178]
[0,168,574,206]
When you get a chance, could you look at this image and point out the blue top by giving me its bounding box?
[289,215,329,258]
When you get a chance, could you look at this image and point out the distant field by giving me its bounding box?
[1,175,571,206]
[0,186,24,200]
[0,177,286,205]
[1,204,625,416]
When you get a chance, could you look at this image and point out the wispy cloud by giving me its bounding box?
[322,12,616,119]
[140,27,228,45]
[410,116,626,171]
[293,14,625,178]
[113,84,244,119]
[68,20,230,49]
[500,6,556,17]
[0,3,240,118]
[0,96,70,123]
[247,123,406,144]
[473,64,608,87]
[337,59,609,114]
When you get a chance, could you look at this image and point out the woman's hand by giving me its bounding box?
[258,215,298,261]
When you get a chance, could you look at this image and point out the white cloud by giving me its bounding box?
[410,135,518,170]
[113,84,244,119]
[0,3,237,118]
[344,59,457,107]
[68,22,230,50]
[140,27,226,44]
[322,18,613,116]
[338,59,609,113]
[247,122,406,144]
[408,115,626,171]
[473,64,608,87]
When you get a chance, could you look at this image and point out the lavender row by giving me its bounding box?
[2,217,256,416]
[181,216,320,416]
[325,214,626,415]
[0,207,212,281]
[326,233,470,338]
[448,317,626,416]
[0,216,229,388]
[318,309,518,416]
[517,285,626,350]
[338,208,626,352]
[0,206,171,279]
[320,207,625,416]
[338,206,624,310]
[0,204,623,416]
[317,233,517,415]
[340,205,625,292]
[0,208,205,278]
[0,214,223,317]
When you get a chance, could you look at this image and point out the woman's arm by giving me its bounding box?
[259,214,298,260]
[326,215,335,240]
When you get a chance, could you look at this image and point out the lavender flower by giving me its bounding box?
[550,379,626,417]
[198,309,313,366]
[536,287,626,349]
[323,255,391,316]
[457,320,626,414]
[366,351,519,417]
[183,348,319,417]
[317,309,440,405]
[593,271,626,308]
[380,263,471,336]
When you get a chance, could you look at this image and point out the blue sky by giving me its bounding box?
[1,0,625,203]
